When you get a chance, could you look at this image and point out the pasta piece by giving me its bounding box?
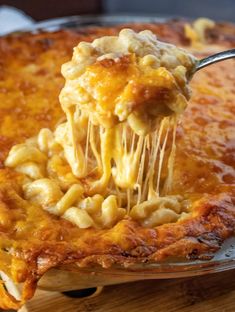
[55,122,87,178]
[47,155,79,191]
[15,162,45,180]
[89,128,113,195]
[54,184,84,215]
[99,195,126,228]
[63,207,94,228]
[142,208,179,227]
[5,144,47,167]
[184,18,215,47]
[23,179,63,208]
[37,128,61,156]
[78,194,104,215]
[130,196,183,220]
[193,18,215,43]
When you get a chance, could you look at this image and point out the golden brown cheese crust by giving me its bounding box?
[0,20,234,309]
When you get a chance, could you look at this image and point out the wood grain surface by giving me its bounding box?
[25,269,235,312]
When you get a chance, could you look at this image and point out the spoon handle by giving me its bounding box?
[196,48,235,71]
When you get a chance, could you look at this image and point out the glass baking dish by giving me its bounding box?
[5,15,235,291]
[38,237,235,291]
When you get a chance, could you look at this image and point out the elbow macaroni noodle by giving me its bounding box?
[5,29,195,229]
[184,18,215,48]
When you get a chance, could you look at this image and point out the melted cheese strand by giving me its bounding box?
[156,122,170,196]
[131,132,136,155]
[148,130,159,199]
[66,108,78,163]
[89,127,113,195]
[123,123,127,154]
[127,188,131,214]
[142,139,151,201]
[132,135,144,190]
[142,123,163,202]
[115,185,122,207]
[90,124,102,172]
[163,117,178,194]
[136,136,147,204]
[147,120,165,199]
[65,109,87,178]
[85,116,91,171]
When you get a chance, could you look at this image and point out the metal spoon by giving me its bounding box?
[195,48,235,71]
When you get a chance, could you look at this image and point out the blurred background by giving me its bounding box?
[0,0,234,34]
[105,0,234,22]
[0,0,234,20]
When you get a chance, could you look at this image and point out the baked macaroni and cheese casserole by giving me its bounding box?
[0,18,234,309]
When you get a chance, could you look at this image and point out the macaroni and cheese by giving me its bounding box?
[0,19,234,310]
[5,29,196,229]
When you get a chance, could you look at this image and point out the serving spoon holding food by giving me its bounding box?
[195,48,235,71]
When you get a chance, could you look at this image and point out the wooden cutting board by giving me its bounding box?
[24,269,235,312]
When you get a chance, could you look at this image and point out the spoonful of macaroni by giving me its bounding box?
[60,29,196,137]
[57,29,196,206]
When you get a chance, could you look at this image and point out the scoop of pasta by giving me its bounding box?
[61,29,196,133]
[5,29,196,229]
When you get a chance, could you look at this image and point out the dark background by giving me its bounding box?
[0,0,102,20]
[105,0,235,22]
[0,0,234,22]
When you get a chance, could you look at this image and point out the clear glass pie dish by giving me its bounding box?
[38,237,235,291]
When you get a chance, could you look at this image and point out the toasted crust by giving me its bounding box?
[0,20,234,309]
